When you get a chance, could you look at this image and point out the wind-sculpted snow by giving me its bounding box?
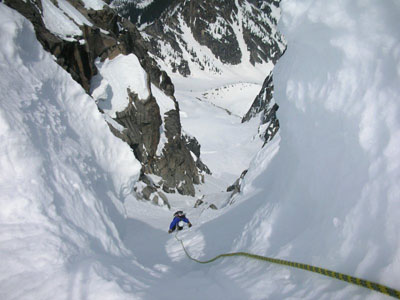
[0,5,147,299]
[222,0,400,298]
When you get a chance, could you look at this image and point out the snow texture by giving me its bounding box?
[151,83,176,115]
[0,5,143,299]
[57,0,93,27]
[226,0,400,298]
[80,0,106,11]
[176,89,262,183]
[41,0,82,40]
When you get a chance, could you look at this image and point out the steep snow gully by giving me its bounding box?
[1,1,400,300]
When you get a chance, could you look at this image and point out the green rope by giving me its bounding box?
[175,233,400,299]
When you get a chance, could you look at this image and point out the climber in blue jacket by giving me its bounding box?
[168,211,192,233]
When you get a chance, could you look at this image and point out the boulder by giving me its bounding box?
[208,204,218,210]
[194,199,204,208]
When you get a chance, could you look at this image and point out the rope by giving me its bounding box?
[175,233,400,299]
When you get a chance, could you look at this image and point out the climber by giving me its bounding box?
[168,211,192,233]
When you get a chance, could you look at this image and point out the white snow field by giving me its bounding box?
[1,1,400,300]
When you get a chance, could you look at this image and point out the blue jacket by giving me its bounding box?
[169,216,190,230]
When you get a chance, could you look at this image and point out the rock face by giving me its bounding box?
[182,134,211,176]
[113,0,175,24]
[179,0,242,66]
[115,0,286,77]
[133,174,171,209]
[242,73,280,144]
[112,90,162,165]
[113,0,286,147]
[107,92,204,196]
[227,169,248,194]
[5,0,207,200]
[152,109,201,195]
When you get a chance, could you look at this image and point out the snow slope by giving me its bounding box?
[0,4,147,299]
[213,0,400,298]
[176,89,262,185]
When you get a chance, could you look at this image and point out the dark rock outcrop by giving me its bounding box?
[181,0,241,65]
[4,0,97,92]
[242,73,280,144]
[113,90,162,165]
[134,174,171,208]
[208,204,218,210]
[183,134,211,176]
[109,89,203,196]
[154,109,201,196]
[193,196,217,210]
[194,199,204,208]
[227,169,248,195]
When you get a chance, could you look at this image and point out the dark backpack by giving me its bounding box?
[174,211,184,218]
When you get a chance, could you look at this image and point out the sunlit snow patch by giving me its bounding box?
[41,0,82,40]
[57,0,93,27]
[91,54,150,118]
[80,0,106,10]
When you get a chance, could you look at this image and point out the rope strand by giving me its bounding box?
[175,233,400,299]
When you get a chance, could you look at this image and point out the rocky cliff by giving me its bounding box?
[5,0,208,203]
[115,0,286,77]
[242,73,280,144]
[115,0,286,145]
